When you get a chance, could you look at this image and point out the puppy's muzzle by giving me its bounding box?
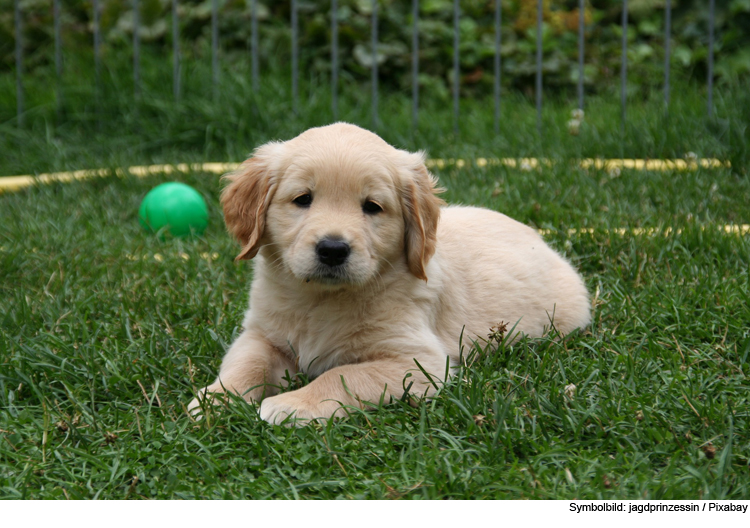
[316,238,350,267]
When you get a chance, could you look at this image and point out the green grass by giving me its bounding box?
[1,57,749,499]
[2,160,749,499]
[1,50,749,177]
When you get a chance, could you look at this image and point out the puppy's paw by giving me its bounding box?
[187,386,225,418]
[259,391,347,426]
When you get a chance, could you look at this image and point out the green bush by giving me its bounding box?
[2,0,749,98]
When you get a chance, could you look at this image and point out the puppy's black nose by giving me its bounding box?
[316,238,350,267]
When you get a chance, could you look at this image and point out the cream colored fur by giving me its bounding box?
[188,123,590,425]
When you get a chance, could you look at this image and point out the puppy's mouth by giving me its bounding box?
[304,264,353,285]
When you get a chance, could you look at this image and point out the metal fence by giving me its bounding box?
[12,0,718,134]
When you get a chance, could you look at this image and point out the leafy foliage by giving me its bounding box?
[2,0,750,100]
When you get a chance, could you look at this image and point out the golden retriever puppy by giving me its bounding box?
[188,123,590,424]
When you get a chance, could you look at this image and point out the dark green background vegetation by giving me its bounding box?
[3,0,750,98]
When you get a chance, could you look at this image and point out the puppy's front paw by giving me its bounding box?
[187,385,225,418]
[259,391,348,426]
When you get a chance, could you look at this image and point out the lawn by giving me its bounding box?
[1,61,749,498]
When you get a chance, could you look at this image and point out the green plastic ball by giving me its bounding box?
[138,182,209,238]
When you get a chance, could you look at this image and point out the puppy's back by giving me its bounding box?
[431,206,590,348]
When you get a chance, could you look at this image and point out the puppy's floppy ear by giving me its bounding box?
[401,153,444,281]
[221,155,277,260]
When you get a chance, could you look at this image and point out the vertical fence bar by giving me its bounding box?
[577,0,584,110]
[14,0,23,126]
[93,0,101,125]
[332,0,338,121]
[453,0,460,136]
[251,0,258,92]
[412,0,419,131]
[133,0,140,98]
[371,0,378,129]
[707,0,715,118]
[54,0,63,119]
[494,0,501,135]
[212,0,219,101]
[292,0,298,114]
[620,0,628,134]
[173,0,180,100]
[664,0,671,107]
[535,0,542,135]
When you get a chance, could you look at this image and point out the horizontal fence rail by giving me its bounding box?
[9,1,720,139]
[0,157,733,195]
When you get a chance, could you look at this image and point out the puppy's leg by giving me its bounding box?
[188,329,296,415]
[259,353,446,425]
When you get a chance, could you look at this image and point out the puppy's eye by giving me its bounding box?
[363,200,383,215]
[293,194,312,207]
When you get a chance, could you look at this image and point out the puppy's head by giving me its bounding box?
[221,123,443,285]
